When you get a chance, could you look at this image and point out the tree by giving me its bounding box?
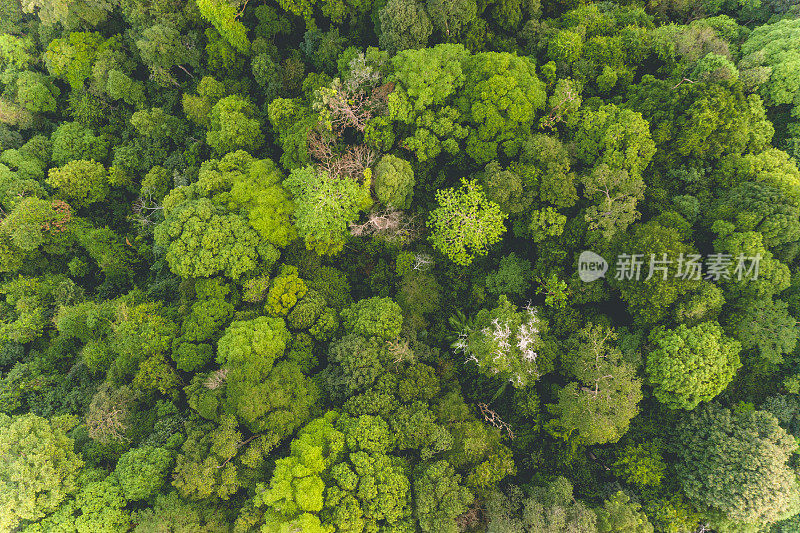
[712,181,800,251]
[428,178,506,266]
[256,413,344,521]
[136,23,201,86]
[50,122,109,166]
[486,477,598,533]
[725,298,798,366]
[131,492,229,532]
[326,334,391,396]
[454,295,550,388]
[646,321,741,410]
[457,52,546,164]
[574,104,654,240]
[0,413,83,530]
[551,324,642,445]
[258,411,415,531]
[373,154,415,209]
[414,460,473,533]
[284,165,372,255]
[387,44,470,162]
[44,31,120,91]
[217,316,319,436]
[521,133,578,209]
[485,253,532,296]
[13,71,59,114]
[609,220,701,324]
[207,96,264,156]
[580,163,644,241]
[46,159,109,206]
[154,198,264,279]
[25,472,131,533]
[341,296,403,340]
[172,415,273,501]
[21,0,114,27]
[105,69,144,107]
[426,0,477,41]
[739,18,800,111]
[612,442,667,488]
[182,76,226,128]
[194,151,296,248]
[196,0,249,54]
[629,76,773,166]
[596,492,654,533]
[114,446,173,501]
[676,404,800,527]
[378,0,433,55]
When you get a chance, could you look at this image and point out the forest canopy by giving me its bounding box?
[1,0,800,531]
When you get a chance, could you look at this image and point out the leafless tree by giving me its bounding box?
[349,208,420,244]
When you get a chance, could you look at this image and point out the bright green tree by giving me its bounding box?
[457,52,546,164]
[0,413,83,530]
[46,159,109,206]
[596,492,654,533]
[284,165,372,255]
[646,321,741,410]
[207,96,264,156]
[114,446,173,501]
[373,154,415,209]
[196,0,250,54]
[428,178,507,266]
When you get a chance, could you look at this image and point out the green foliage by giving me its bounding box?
[131,492,228,532]
[387,44,470,162]
[341,296,403,340]
[457,295,550,388]
[486,478,597,532]
[9,1,800,529]
[46,159,109,206]
[676,404,800,527]
[596,492,654,533]
[485,253,531,296]
[613,442,667,488]
[646,321,741,410]
[182,76,226,128]
[172,415,273,501]
[194,150,296,248]
[458,52,546,163]
[284,166,372,255]
[725,298,797,366]
[326,334,390,394]
[114,446,173,501]
[428,178,507,266]
[215,315,319,435]
[0,413,83,530]
[739,18,800,110]
[373,154,415,209]
[196,0,250,54]
[207,96,264,156]
[51,122,108,166]
[265,264,308,317]
[551,323,642,445]
[414,460,473,533]
[44,32,120,91]
[154,199,264,280]
[378,0,433,55]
